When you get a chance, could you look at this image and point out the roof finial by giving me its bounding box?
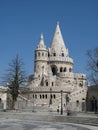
[40,33,43,39]
[57,21,59,25]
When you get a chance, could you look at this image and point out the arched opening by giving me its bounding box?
[53,94,56,99]
[90,97,97,112]
[35,94,37,99]
[38,52,40,57]
[52,82,54,86]
[64,67,66,72]
[42,95,44,99]
[76,100,79,107]
[0,98,1,103]
[45,94,47,99]
[53,53,56,56]
[62,53,64,57]
[51,65,57,76]
[40,95,42,99]
[0,98,3,109]
[42,52,44,56]
[69,68,72,72]
[60,67,63,72]
[46,81,48,86]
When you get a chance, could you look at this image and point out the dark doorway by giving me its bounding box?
[51,66,57,76]
[90,97,97,112]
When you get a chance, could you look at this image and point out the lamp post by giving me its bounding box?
[61,90,63,115]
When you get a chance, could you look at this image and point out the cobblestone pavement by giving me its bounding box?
[0,118,98,130]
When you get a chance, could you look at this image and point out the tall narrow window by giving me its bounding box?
[42,52,44,56]
[60,67,63,72]
[62,53,64,57]
[45,94,47,99]
[40,95,42,99]
[69,68,72,72]
[38,52,40,57]
[76,100,79,107]
[46,81,48,86]
[53,53,56,56]
[42,95,44,99]
[53,94,56,99]
[35,94,37,99]
[64,67,66,72]
[33,94,34,99]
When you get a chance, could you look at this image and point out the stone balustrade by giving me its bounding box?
[48,56,73,63]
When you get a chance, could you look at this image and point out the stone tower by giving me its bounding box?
[48,22,73,76]
[28,23,87,112]
[34,34,48,77]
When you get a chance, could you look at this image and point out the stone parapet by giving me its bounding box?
[48,57,73,63]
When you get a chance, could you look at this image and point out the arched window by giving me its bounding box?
[51,66,57,76]
[62,53,64,57]
[60,67,63,72]
[79,83,83,87]
[52,82,54,86]
[64,67,66,72]
[42,95,44,99]
[35,94,37,99]
[46,81,48,86]
[32,94,34,98]
[50,94,52,99]
[45,94,47,99]
[38,52,40,57]
[76,100,79,107]
[40,95,42,99]
[53,94,56,99]
[90,97,97,112]
[53,53,56,56]
[69,68,72,72]
[42,52,44,56]
[48,52,50,57]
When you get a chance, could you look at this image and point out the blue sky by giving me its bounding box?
[0,0,98,84]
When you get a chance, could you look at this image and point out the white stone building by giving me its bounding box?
[0,86,11,110]
[28,23,87,112]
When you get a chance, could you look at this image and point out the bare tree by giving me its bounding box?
[86,47,98,85]
[3,54,27,109]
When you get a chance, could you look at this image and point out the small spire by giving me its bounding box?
[57,21,59,25]
[37,33,46,49]
[40,33,44,40]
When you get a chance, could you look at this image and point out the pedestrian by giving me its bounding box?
[57,106,59,114]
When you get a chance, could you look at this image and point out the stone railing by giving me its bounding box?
[58,72,74,78]
[48,56,73,63]
[74,73,86,79]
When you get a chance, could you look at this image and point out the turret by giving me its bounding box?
[48,23,74,76]
[34,34,48,77]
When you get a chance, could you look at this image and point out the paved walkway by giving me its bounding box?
[0,111,98,130]
[0,118,98,130]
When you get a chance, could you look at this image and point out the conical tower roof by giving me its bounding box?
[50,22,66,49]
[37,34,46,50]
[49,22,69,57]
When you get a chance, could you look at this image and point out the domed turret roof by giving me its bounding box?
[37,34,46,50]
